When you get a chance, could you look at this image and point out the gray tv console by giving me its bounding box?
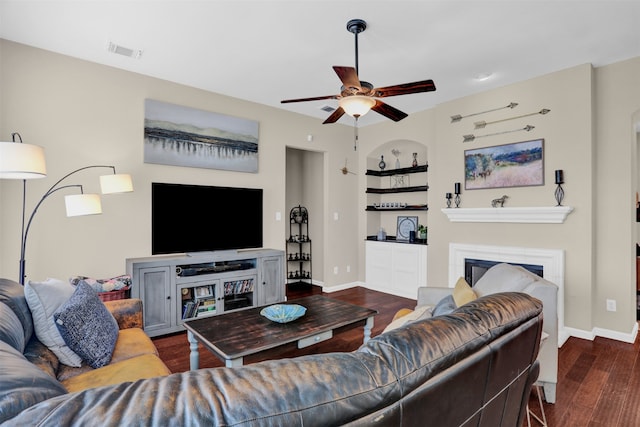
[126,249,285,337]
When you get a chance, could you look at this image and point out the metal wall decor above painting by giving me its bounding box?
[464,138,544,190]
[143,99,259,173]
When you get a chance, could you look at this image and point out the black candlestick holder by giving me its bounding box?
[446,193,452,208]
[454,182,461,208]
[554,169,564,206]
[554,184,564,206]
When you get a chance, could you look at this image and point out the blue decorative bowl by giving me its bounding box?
[260,304,306,323]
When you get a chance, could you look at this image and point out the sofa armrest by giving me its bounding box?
[416,286,454,308]
[103,298,143,330]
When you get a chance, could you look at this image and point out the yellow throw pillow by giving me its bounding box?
[452,277,477,307]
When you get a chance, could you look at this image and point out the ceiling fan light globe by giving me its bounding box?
[339,95,376,118]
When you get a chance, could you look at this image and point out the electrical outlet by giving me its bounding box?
[333,266,339,275]
[275,211,281,221]
[346,265,351,273]
[606,299,617,312]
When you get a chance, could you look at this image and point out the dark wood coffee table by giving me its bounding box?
[183,294,377,369]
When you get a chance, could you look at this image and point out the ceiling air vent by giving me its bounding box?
[320,105,335,113]
[107,41,143,59]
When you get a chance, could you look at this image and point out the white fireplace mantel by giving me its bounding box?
[441,206,573,223]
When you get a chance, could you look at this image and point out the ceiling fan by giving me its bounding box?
[281,19,436,124]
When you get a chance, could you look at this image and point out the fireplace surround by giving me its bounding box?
[450,243,566,345]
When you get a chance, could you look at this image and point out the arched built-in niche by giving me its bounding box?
[365,139,429,239]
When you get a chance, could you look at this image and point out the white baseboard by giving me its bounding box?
[564,321,638,344]
[321,281,362,293]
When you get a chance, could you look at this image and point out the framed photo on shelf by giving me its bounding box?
[396,216,418,241]
[194,285,213,298]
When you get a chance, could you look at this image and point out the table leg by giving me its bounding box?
[363,316,374,344]
[226,357,244,368]
[187,330,200,371]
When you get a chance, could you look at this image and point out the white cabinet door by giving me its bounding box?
[365,241,427,299]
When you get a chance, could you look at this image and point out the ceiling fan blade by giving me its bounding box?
[333,66,361,90]
[372,100,408,122]
[281,94,339,104]
[323,107,345,124]
[373,79,436,98]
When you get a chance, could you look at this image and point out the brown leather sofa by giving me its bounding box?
[1,276,542,426]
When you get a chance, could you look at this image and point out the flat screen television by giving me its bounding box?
[152,182,263,255]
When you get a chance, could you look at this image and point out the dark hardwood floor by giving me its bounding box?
[152,286,640,427]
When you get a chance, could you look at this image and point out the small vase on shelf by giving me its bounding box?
[412,153,418,167]
[379,155,386,171]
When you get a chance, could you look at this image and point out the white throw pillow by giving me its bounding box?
[473,263,539,297]
[382,304,433,333]
[24,278,83,367]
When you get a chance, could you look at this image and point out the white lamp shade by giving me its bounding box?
[64,194,102,217]
[339,95,376,118]
[100,173,133,194]
[0,141,47,179]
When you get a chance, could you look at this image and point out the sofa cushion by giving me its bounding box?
[61,353,171,393]
[0,278,34,345]
[54,281,119,369]
[452,277,477,306]
[0,302,30,355]
[0,303,26,352]
[432,278,477,317]
[382,304,432,333]
[56,328,161,382]
[473,263,540,297]
[24,278,82,367]
[0,340,67,424]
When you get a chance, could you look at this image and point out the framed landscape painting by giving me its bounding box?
[464,138,544,190]
[144,99,259,173]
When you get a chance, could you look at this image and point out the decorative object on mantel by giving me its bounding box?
[554,169,565,206]
[473,108,550,129]
[446,192,452,208]
[441,206,574,224]
[491,195,509,207]
[454,182,461,208]
[412,153,418,167]
[450,102,518,123]
[378,155,386,171]
[464,139,544,190]
[463,125,535,143]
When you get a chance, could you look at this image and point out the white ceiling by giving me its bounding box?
[1,1,639,127]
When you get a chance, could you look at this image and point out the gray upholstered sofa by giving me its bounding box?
[416,262,559,403]
[2,270,543,426]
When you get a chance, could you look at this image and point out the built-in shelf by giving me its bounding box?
[366,185,429,194]
[365,164,428,177]
[366,204,429,212]
[441,206,574,223]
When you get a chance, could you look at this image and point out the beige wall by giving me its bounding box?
[2,39,640,339]
[0,40,357,288]
[360,60,640,340]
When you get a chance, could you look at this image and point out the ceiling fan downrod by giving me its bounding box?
[346,19,367,76]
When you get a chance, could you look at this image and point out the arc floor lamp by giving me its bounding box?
[0,132,133,284]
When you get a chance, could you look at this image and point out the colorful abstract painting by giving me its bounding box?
[464,139,544,190]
